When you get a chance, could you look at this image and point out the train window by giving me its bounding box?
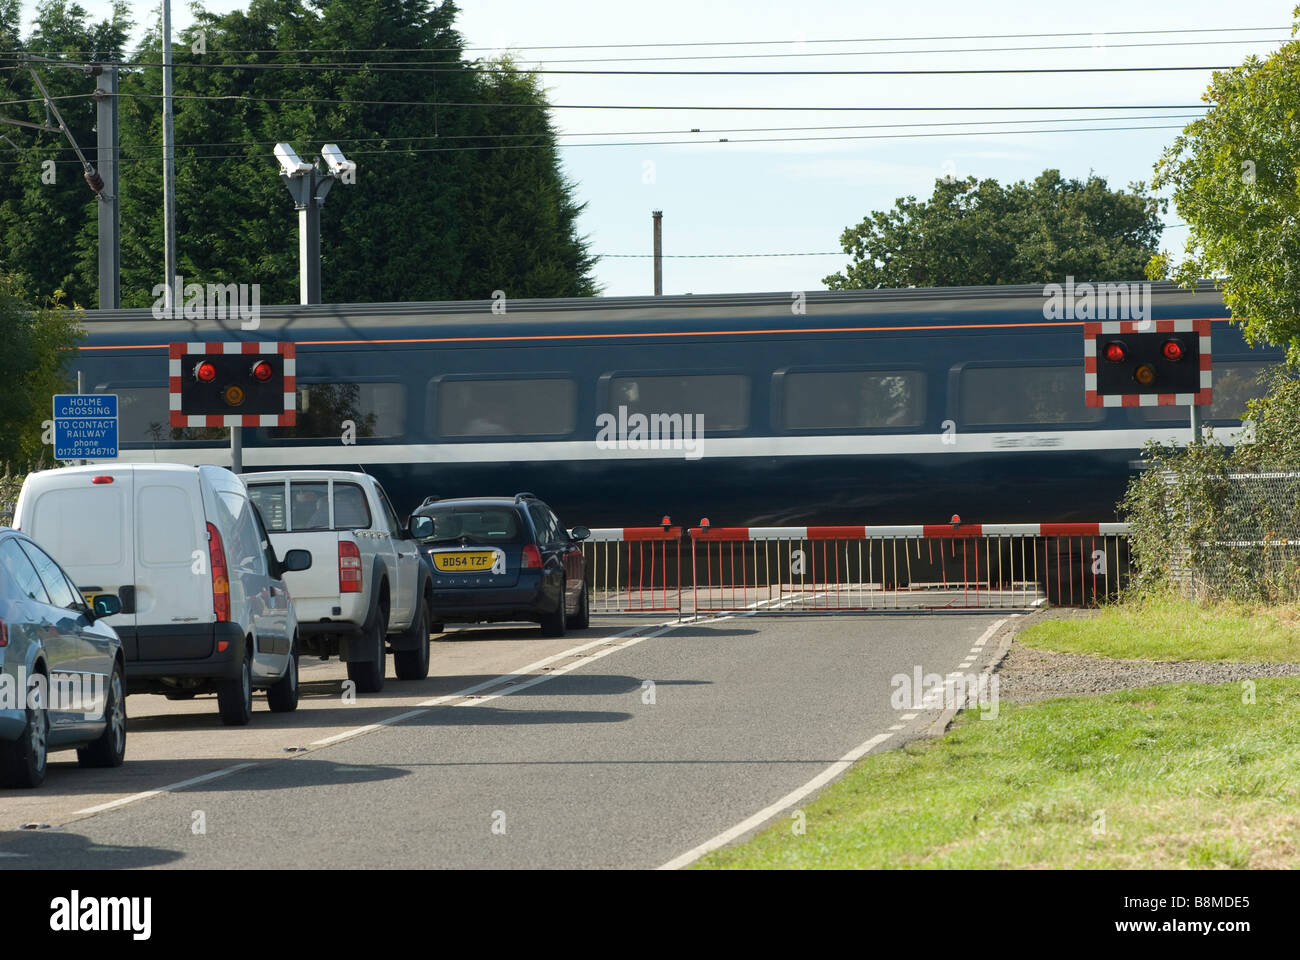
[607,374,749,431]
[433,378,576,437]
[783,371,924,429]
[270,382,405,439]
[99,385,224,441]
[960,365,1104,425]
[1135,361,1275,422]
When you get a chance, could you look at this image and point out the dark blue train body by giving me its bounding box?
[77,283,1280,527]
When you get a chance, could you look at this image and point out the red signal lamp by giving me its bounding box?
[1162,339,1184,361]
[195,361,217,382]
[251,360,274,382]
[1103,342,1126,363]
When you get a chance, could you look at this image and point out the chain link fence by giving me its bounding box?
[1158,470,1300,602]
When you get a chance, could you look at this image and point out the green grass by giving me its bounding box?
[697,679,1300,869]
[1017,594,1300,662]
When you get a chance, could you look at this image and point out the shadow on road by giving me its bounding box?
[0,830,182,869]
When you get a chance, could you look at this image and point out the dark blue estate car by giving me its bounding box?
[411,494,590,636]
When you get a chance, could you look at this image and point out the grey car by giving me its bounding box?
[0,527,126,788]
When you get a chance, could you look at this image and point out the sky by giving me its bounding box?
[11,0,1298,297]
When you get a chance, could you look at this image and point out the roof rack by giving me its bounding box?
[514,492,537,502]
[420,494,440,506]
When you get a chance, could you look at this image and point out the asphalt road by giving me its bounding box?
[0,612,1014,869]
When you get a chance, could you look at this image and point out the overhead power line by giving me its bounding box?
[4,120,1191,166]
[106,92,1207,111]
[602,252,845,258]
[0,24,1285,56]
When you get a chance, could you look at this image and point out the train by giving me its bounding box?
[76,282,1281,528]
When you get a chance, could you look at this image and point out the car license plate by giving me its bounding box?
[432,551,498,572]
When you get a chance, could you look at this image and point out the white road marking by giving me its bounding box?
[311,620,687,747]
[72,763,259,816]
[659,731,896,870]
[900,712,917,720]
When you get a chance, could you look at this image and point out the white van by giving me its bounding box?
[14,464,312,725]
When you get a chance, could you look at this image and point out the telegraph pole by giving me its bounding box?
[94,65,119,309]
[162,0,177,313]
[652,210,663,295]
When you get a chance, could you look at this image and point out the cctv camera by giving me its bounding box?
[320,143,357,180]
[274,142,313,177]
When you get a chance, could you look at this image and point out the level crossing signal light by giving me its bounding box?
[1084,320,1210,408]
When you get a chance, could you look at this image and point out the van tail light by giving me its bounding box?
[521,544,543,570]
[339,541,362,593]
[207,522,230,622]
[0,618,8,647]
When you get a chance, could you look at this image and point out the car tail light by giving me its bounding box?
[207,522,230,622]
[0,618,8,647]
[339,541,362,593]
[521,544,543,569]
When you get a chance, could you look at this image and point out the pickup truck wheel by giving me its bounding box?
[267,639,300,713]
[540,580,567,637]
[394,602,431,680]
[78,663,127,768]
[347,599,388,694]
[218,646,253,726]
[570,581,590,630]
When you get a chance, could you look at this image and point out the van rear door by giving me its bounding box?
[133,471,211,660]
[20,469,138,660]
[246,478,342,616]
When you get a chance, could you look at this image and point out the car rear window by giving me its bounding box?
[419,507,522,543]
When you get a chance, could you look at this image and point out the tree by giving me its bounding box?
[0,272,84,463]
[1147,9,1300,363]
[2,0,597,306]
[825,170,1164,290]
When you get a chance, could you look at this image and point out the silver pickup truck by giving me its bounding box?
[242,470,434,692]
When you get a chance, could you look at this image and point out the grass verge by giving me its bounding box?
[696,678,1300,869]
[1017,593,1300,662]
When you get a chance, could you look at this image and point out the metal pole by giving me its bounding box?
[162,0,177,313]
[302,178,322,305]
[652,210,663,295]
[1190,402,1201,443]
[230,424,242,474]
[95,65,119,309]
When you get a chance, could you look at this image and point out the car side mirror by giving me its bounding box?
[91,593,122,618]
[407,515,433,540]
[570,525,591,542]
[282,549,312,573]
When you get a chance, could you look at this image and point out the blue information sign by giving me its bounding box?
[52,394,118,460]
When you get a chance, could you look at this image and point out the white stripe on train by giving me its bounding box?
[103,425,1245,468]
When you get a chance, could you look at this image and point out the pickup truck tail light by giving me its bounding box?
[339,541,363,593]
[520,544,543,570]
[207,522,231,622]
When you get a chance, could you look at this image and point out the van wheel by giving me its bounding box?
[348,597,388,694]
[0,672,48,788]
[78,664,127,768]
[570,582,591,630]
[540,580,567,637]
[218,646,253,726]
[267,639,300,713]
[394,602,431,681]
